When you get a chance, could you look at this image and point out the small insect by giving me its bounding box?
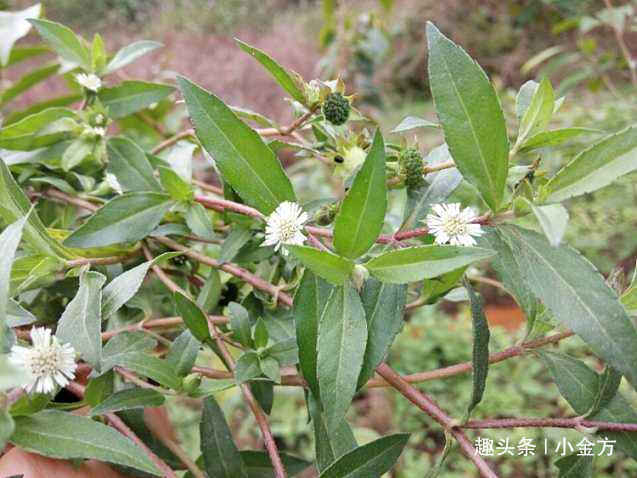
[334,155,344,164]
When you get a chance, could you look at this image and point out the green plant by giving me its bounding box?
[0,4,636,478]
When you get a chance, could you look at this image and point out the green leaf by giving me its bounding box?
[56,269,106,368]
[262,338,298,366]
[555,453,593,478]
[259,356,280,382]
[587,366,622,417]
[174,292,212,343]
[159,166,193,201]
[235,351,262,383]
[228,302,254,348]
[64,192,174,248]
[235,39,306,104]
[294,271,332,399]
[288,246,354,285]
[515,77,554,150]
[0,107,77,151]
[7,299,37,327]
[28,19,90,70]
[178,76,295,214]
[219,227,252,263]
[544,125,637,202]
[0,408,14,451]
[105,40,162,74]
[518,128,600,153]
[102,252,180,320]
[253,318,269,349]
[184,202,215,240]
[166,330,200,377]
[200,396,249,478]
[98,80,175,119]
[61,137,94,171]
[11,410,160,475]
[4,94,82,125]
[0,216,28,340]
[318,433,410,478]
[391,115,439,134]
[90,388,165,416]
[515,80,538,118]
[91,33,107,74]
[357,279,407,388]
[463,278,490,417]
[478,228,538,322]
[101,331,157,371]
[108,352,182,390]
[106,137,161,192]
[538,351,637,459]
[318,285,367,432]
[240,450,311,478]
[0,4,41,66]
[501,225,637,389]
[197,269,222,313]
[364,245,496,284]
[334,130,386,259]
[401,143,462,231]
[309,394,357,472]
[426,22,509,211]
[528,201,569,247]
[84,371,114,407]
[1,63,58,106]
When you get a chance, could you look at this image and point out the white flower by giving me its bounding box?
[94,113,105,125]
[105,172,123,194]
[9,327,77,395]
[263,201,308,256]
[75,73,101,92]
[82,125,106,137]
[426,203,483,247]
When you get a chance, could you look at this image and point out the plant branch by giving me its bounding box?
[151,129,195,154]
[462,417,637,432]
[255,106,318,137]
[65,381,178,478]
[101,315,228,340]
[375,363,499,478]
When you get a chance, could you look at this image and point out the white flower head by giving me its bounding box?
[263,201,308,256]
[75,73,102,92]
[426,203,484,247]
[82,125,106,138]
[9,327,77,395]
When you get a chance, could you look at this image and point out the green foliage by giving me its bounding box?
[0,9,635,478]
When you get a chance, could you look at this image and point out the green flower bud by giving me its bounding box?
[399,147,425,189]
[182,373,201,394]
[322,92,350,125]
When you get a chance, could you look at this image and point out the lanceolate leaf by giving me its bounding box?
[228,302,254,348]
[108,352,182,390]
[200,396,249,478]
[101,332,157,371]
[318,285,368,432]
[174,292,212,343]
[538,351,637,459]
[587,366,622,417]
[11,410,160,475]
[364,245,495,284]
[545,125,637,202]
[56,269,106,368]
[105,40,163,74]
[288,246,354,285]
[515,76,554,149]
[240,450,311,478]
[391,115,439,133]
[0,108,76,151]
[294,271,332,398]
[106,137,162,192]
[178,76,296,214]
[528,201,569,247]
[0,216,28,337]
[426,22,509,211]
[89,388,165,416]
[236,39,306,104]
[518,128,600,152]
[318,433,410,478]
[64,192,174,248]
[334,130,386,259]
[501,225,637,389]
[101,252,182,320]
[166,330,200,377]
[28,19,91,70]
[463,278,490,418]
[98,81,175,119]
[357,279,407,388]
[308,394,357,473]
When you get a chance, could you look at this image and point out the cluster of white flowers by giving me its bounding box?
[75,73,102,92]
[263,201,308,256]
[9,327,77,395]
[426,203,483,246]
[82,125,106,137]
